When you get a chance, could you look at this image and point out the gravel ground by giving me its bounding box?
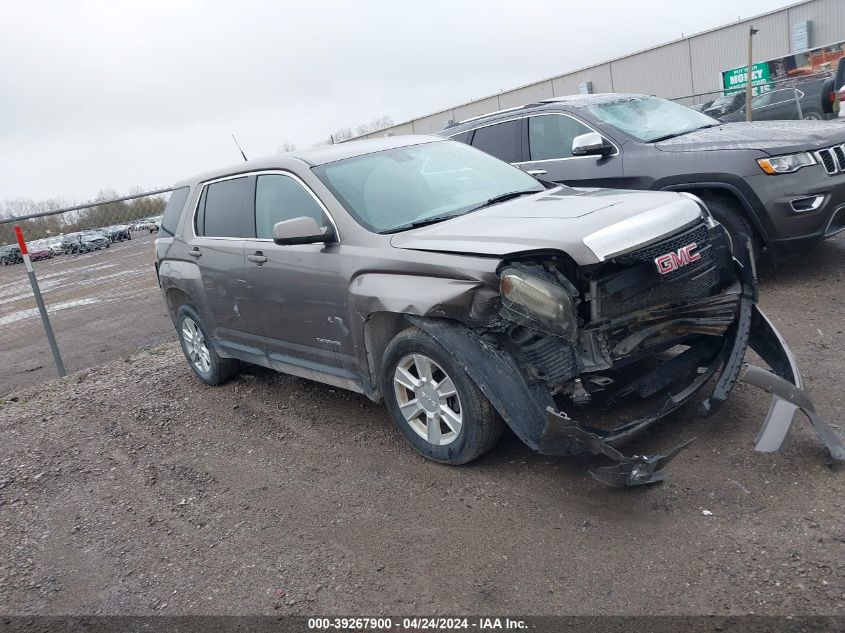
[0,235,843,616]
[0,232,172,395]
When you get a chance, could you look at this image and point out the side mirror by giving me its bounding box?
[572,132,614,157]
[272,216,335,245]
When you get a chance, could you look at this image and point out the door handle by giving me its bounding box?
[526,169,547,176]
[247,252,268,265]
[188,248,202,258]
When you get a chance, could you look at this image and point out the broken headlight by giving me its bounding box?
[500,269,577,342]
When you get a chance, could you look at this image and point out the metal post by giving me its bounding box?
[14,225,66,377]
[793,87,804,119]
[746,26,759,122]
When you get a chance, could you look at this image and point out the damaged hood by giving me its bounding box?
[655,120,845,155]
[390,187,703,265]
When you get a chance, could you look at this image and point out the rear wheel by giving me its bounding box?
[380,326,504,465]
[802,110,823,120]
[176,305,240,385]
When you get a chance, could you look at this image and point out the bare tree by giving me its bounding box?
[319,115,394,146]
[278,141,297,153]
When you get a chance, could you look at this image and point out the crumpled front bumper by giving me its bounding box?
[542,303,845,487]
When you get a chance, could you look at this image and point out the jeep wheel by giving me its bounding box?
[702,196,761,264]
[802,110,822,120]
[176,305,240,385]
[381,326,504,465]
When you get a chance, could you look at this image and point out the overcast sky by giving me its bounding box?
[1,0,796,203]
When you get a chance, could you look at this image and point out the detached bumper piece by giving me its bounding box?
[545,409,695,487]
[543,304,844,488]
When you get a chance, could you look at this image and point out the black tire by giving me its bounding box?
[380,326,504,465]
[175,305,240,386]
[802,110,823,120]
[701,195,761,264]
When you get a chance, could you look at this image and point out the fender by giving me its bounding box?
[657,178,773,243]
[157,258,214,330]
[405,316,571,453]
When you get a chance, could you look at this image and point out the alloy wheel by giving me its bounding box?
[393,353,462,446]
[181,317,212,374]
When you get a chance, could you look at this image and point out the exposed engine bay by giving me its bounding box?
[410,222,843,487]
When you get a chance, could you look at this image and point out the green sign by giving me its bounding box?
[722,63,772,96]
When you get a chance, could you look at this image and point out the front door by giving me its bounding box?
[239,172,355,376]
[517,113,625,188]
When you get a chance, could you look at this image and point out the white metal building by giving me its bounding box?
[358,0,845,139]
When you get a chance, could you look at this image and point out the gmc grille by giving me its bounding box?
[595,222,718,320]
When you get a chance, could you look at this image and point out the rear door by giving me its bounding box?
[189,175,252,342]
[240,172,355,376]
[467,119,525,164]
[517,113,625,187]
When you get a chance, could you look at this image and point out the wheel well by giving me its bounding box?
[362,312,416,400]
[164,288,192,322]
[687,187,764,242]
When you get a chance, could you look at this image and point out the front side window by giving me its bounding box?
[196,177,251,238]
[470,119,522,162]
[313,140,544,234]
[587,95,719,143]
[254,175,326,239]
[528,114,593,161]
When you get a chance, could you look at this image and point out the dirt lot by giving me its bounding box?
[0,231,172,395]
[0,235,843,616]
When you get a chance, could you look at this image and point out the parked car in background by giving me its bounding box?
[839,85,845,119]
[61,233,92,254]
[81,231,110,251]
[147,216,163,233]
[27,240,55,261]
[0,244,23,265]
[702,92,744,119]
[102,224,132,242]
[720,76,836,122]
[689,100,714,113]
[154,136,810,485]
[440,93,845,259]
[45,236,64,254]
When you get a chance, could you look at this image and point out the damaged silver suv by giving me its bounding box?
[155,136,842,486]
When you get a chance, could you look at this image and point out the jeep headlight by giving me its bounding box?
[757,152,816,175]
[500,269,577,342]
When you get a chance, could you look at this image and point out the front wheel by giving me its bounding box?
[701,196,761,264]
[176,305,240,385]
[380,326,504,465]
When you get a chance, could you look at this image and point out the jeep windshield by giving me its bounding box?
[313,140,544,234]
[586,95,721,143]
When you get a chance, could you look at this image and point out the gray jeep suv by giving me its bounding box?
[440,93,845,259]
[155,136,824,485]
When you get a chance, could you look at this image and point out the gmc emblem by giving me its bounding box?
[654,242,701,274]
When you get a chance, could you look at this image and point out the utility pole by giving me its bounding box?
[746,25,759,122]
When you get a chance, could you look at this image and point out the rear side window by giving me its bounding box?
[195,177,252,238]
[254,175,326,239]
[470,120,521,163]
[159,186,190,236]
[528,114,593,161]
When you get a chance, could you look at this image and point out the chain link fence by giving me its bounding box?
[671,71,839,120]
[0,190,177,394]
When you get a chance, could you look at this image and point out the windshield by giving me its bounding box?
[313,140,544,233]
[587,95,720,143]
[709,94,737,108]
